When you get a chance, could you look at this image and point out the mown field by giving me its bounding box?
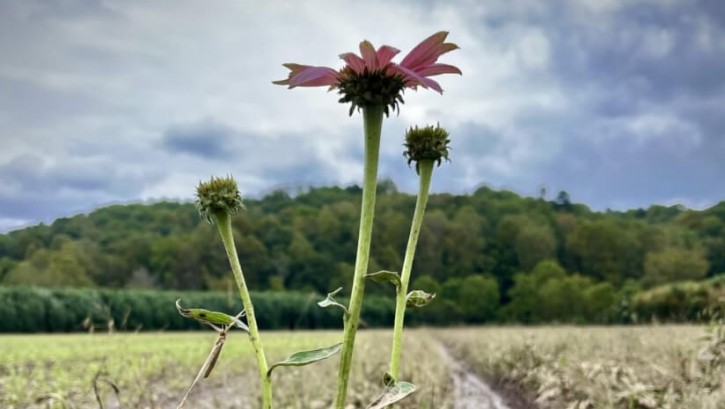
[1,326,723,409]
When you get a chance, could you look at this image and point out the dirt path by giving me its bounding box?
[437,343,511,409]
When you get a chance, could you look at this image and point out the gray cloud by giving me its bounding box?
[0,153,152,223]
[0,0,723,231]
[162,120,235,160]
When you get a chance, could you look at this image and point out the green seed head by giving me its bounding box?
[195,175,245,223]
[337,67,406,117]
[403,124,451,172]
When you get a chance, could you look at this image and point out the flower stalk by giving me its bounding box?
[389,123,450,380]
[333,103,384,409]
[389,159,434,378]
[196,176,272,409]
[214,211,273,409]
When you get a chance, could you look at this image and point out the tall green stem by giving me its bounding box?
[389,160,433,378]
[334,104,384,409]
[214,212,273,409]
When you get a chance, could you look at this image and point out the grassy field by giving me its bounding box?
[0,330,451,409]
[1,326,722,409]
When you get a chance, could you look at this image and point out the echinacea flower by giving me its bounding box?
[274,31,461,116]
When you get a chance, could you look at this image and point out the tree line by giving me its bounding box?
[0,181,723,325]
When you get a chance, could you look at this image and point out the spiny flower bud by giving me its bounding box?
[403,124,451,173]
[195,175,245,223]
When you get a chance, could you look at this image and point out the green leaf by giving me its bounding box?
[406,290,436,308]
[365,270,401,288]
[175,299,248,332]
[317,288,349,315]
[267,343,343,377]
[366,381,417,409]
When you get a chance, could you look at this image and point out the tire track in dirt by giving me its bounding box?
[436,343,511,409]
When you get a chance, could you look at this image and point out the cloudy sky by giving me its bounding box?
[1,0,724,232]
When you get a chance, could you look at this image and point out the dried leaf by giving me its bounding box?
[366,381,416,409]
[317,288,349,315]
[267,343,343,377]
[406,290,436,308]
[176,299,248,332]
[365,270,401,288]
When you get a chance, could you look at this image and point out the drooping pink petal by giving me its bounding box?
[416,63,462,77]
[388,65,420,86]
[274,65,339,88]
[418,77,443,93]
[400,31,459,71]
[291,66,339,87]
[272,63,308,86]
[406,42,459,72]
[339,52,366,74]
[375,45,400,67]
[390,65,444,94]
[272,63,311,81]
[359,40,378,70]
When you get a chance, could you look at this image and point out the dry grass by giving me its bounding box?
[437,325,725,409]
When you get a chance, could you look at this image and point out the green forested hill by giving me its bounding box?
[1,182,723,324]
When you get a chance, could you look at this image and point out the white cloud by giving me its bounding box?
[592,113,703,153]
[0,0,723,230]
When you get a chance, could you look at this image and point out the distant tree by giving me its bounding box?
[515,224,556,271]
[415,210,447,279]
[326,261,354,293]
[439,207,487,278]
[268,275,286,292]
[439,277,465,322]
[642,247,709,287]
[503,259,566,323]
[555,190,572,211]
[704,237,725,276]
[457,275,499,323]
[411,275,442,296]
[3,243,95,287]
[566,220,641,284]
[377,178,399,195]
[584,282,616,322]
[0,257,15,282]
[538,274,591,322]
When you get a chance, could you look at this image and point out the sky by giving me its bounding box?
[1,0,724,232]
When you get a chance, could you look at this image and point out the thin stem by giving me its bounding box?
[214,212,273,409]
[389,160,434,379]
[333,104,384,409]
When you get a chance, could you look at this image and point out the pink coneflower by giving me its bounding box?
[274,31,461,115]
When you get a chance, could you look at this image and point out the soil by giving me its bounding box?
[436,343,529,409]
[156,378,254,409]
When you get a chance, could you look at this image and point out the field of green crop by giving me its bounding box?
[1,325,722,409]
[0,330,451,409]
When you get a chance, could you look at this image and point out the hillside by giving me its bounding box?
[1,181,723,323]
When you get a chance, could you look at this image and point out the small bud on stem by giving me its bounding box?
[403,124,451,173]
[195,176,245,223]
